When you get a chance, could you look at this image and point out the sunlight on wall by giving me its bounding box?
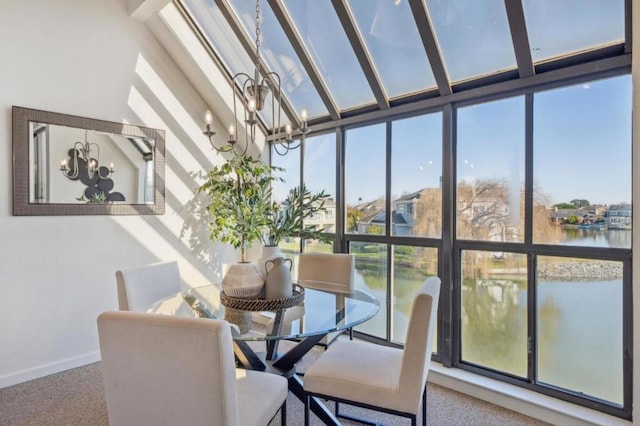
[158,2,266,155]
[126,53,239,285]
[125,86,199,206]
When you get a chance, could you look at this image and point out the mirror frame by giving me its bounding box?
[12,106,165,215]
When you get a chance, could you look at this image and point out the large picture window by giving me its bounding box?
[533,76,632,248]
[298,72,631,419]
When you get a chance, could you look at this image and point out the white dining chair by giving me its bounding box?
[98,311,288,426]
[297,252,355,294]
[263,253,356,344]
[115,260,181,312]
[299,252,355,344]
[303,276,441,426]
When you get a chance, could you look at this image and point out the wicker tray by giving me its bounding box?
[220,285,305,312]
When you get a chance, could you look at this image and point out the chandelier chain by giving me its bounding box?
[254,0,261,68]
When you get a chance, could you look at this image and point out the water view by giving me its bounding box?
[350,228,625,406]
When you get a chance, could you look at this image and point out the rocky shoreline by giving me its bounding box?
[537,261,622,280]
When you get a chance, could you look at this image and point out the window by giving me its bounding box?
[457,96,525,242]
[391,112,442,238]
[298,72,631,419]
[460,250,527,377]
[350,241,387,338]
[345,124,386,236]
[533,76,632,248]
[392,246,438,348]
[536,256,623,405]
[303,133,336,235]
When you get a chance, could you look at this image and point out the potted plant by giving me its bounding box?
[198,156,281,300]
[264,184,332,246]
[257,184,332,277]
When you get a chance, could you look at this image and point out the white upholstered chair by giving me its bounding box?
[297,252,355,294]
[265,253,355,342]
[116,260,181,312]
[303,276,441,426]
[98,311,288,426]
[303,252,355,343]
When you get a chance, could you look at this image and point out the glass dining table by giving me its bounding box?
[149,283,380,425]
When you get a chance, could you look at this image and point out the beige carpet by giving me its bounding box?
[0,344,549,425]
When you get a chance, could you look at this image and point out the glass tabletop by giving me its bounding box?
[149,284,380,342]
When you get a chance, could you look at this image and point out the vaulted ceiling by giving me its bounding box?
[174,0,630,136]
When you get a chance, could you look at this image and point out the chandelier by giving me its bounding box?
[203,0,308,157]
[59,130,114,180]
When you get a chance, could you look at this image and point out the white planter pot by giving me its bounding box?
[257,245,284,279]
[221,262,264,299]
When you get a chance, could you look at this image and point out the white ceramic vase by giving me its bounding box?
[221,262,264,299]
[264,257,293,300]
[257,245,284,279]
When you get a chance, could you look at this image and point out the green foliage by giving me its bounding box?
[264,184,332,246]
[347,210,362,232]
[198,156,282,262]
[570,199,590,208]
[76,191,107,203]
[366,224,384,235]
[566,214,580,224]
[553,203,577,209]
[197,157,332,261]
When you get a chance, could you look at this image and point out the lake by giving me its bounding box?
[350,228,626,406]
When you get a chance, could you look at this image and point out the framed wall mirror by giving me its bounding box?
[12,106,165,215]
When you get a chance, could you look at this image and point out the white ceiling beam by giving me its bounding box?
[125,0,172,21]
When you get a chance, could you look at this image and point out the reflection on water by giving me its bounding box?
[538,280,623,405]
[461,278,528,377]
[352,253,624,406]
[561,228,631,248]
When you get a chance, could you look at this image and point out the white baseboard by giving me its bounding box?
[0,351,101,389]
[428,363,631,426]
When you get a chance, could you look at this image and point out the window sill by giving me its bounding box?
[428,363,630,426]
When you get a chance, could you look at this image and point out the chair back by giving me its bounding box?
[116,260,181,311]
[298,253,355,293]
[97,311,240,426]
[398,276,441,413]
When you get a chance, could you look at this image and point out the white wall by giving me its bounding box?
[0,0,236,387]
[0,2,637,425]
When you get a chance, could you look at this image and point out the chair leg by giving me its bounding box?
[422,384,427,426]
[349,327,353,340]
[281,399,287,425]
[304,394,310,426]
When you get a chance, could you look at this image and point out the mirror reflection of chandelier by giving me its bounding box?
[59,130,114,180]
[203,0,307,157]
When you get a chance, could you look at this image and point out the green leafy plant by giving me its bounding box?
[263,184,332,246]
[198,156,282,262]
[76,191,107,203]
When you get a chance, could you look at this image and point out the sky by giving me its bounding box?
[190,0,630,207]
[273,74,632,208]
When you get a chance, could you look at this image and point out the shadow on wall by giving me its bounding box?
[115,47,238,283]
[180,183,238,275]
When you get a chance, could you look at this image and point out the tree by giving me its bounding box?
[566,214,579,224]
[570,199,590,208]
[346,209,362,232]
[456,178,511,241]
[198,156,280,262]
[553,202,577,209]
[366,224,384,235]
